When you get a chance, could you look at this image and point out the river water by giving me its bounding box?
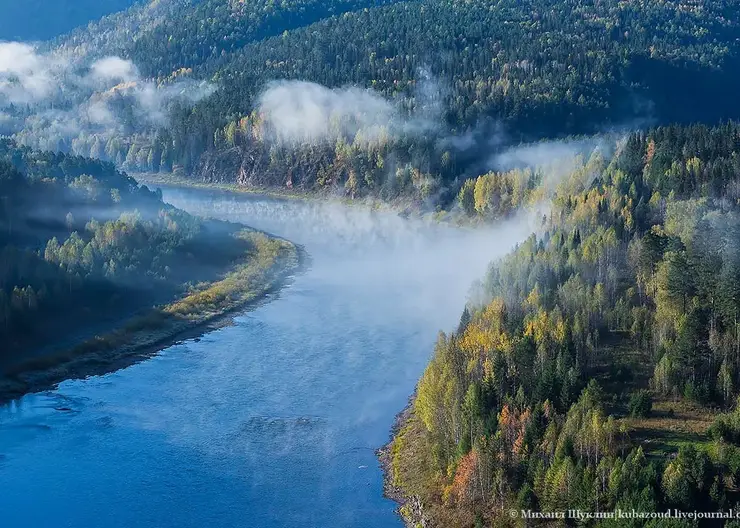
[0,188,533,528]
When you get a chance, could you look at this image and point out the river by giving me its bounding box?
[0,187,534,527]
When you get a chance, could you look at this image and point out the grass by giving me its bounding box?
[164,230,296,318]
[623,399,717,457]
[591,330,719,458]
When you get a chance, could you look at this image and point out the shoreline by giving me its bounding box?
[0,230,306,405]
[134,173,459,222]
[137,172,320,203]
[377,396,426,528]
[378,396,415,502]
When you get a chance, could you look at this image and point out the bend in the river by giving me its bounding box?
[0,187,534,527]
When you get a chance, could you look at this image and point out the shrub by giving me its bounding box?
[629,390,653,418]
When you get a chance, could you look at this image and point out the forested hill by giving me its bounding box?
[0,139,268,370]
[13,0,740,205]
[389,122,740,526]
[0,0,137,41]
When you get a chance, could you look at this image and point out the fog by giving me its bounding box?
[161,187,543,327]
[257,72,442,146]
[256,75,624,204]
[0,41,214,146]
[491,136,614,174]
[146,187,544,455]
[258,81,400,145]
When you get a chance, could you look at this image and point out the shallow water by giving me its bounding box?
[0,188,533,527]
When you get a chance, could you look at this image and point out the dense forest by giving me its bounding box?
[0,139,255,363]
[388,122,740,526]
[9,0,738,207]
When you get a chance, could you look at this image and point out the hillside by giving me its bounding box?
[388,122,740,526]
[6,0,738,207]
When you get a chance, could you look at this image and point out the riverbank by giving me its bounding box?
[376,398,442,528]
[135,173,457,223]
[377,398,422,528]
[0,228,303,404]
[139,172,318,203]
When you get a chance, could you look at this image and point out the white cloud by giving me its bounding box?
[258,81,398,144]
[86,99,118,127]
[0,41,217,151]
[0,42,67,104]
[257,76,442,145]
[90,56,139,83]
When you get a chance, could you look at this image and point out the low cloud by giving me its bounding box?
[490,136,616,189]
[491,137,608,171]
[0,42,66,105]
[89,56,139,83]
[257,73,442,145]
[0,42,216,151]
[258,81,400,144]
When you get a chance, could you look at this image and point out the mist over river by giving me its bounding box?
[0,188,535,527]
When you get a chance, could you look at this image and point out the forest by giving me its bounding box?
[389,122,740,526]
[8,0,738,209]
[0,138,258,364]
